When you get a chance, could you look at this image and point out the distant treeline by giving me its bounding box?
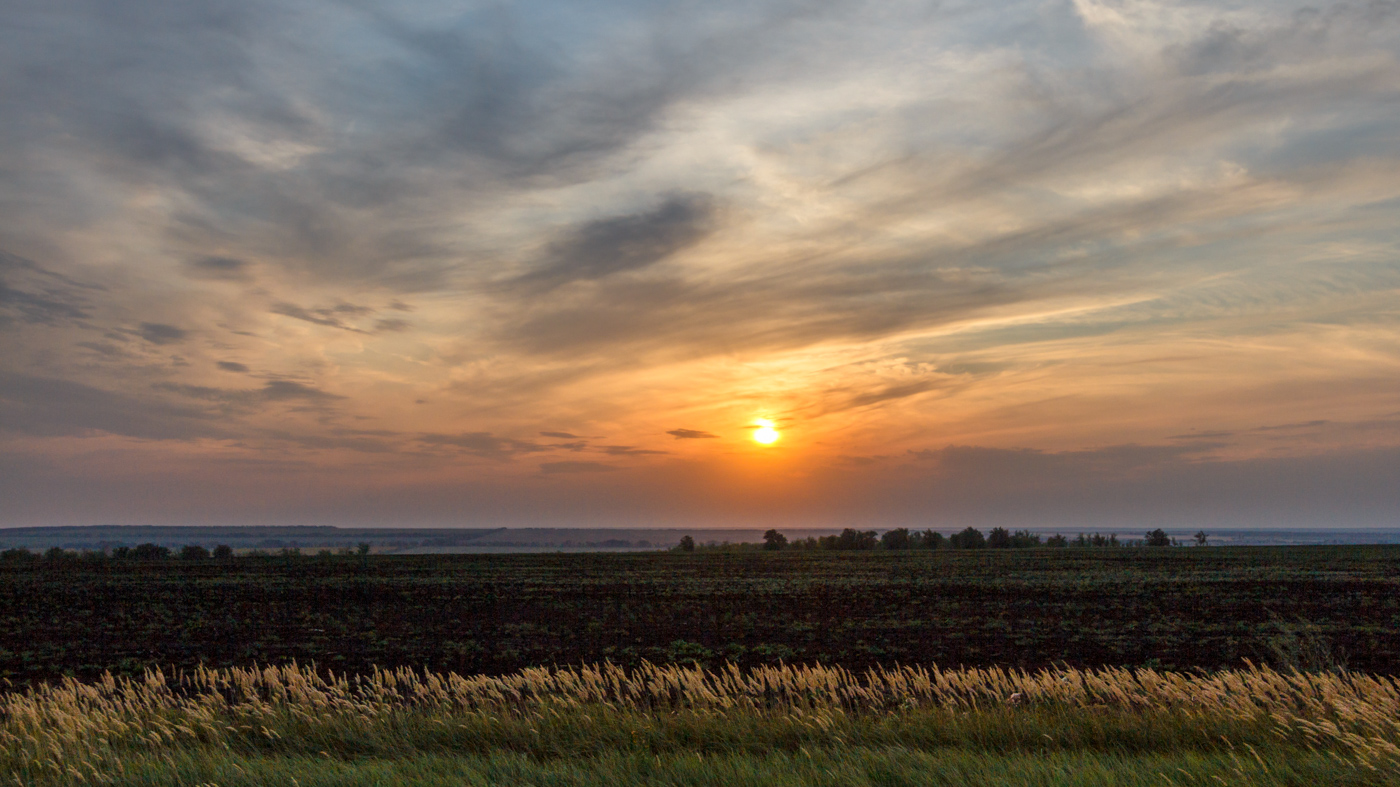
[676,527,1197,552]
[0,542,373,563]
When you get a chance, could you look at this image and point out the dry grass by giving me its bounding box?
[3,661,1399,784]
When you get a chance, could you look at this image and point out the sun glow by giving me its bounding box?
[752,419,780,445]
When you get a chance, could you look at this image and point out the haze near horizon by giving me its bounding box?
[2,0,1398,530]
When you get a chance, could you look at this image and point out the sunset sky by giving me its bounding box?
[2,0,1398,530]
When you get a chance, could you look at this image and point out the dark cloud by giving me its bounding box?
[76,341,128,358]
[539,460,620,474]
[184,256,251,281]
[373,318,411,332]
[509,195,715,291]
[216,361,250,373]
[417,432,547,460]
[137,323,188,344]
[270,302,370,332]
[667,429,717,439]
[0,252,93,327]
[153,379,342,407]
[261,380,342,401]
[541,431,582,439]
[1253,420,1330,432]
[0,372,222,441]
[599,445,666,456]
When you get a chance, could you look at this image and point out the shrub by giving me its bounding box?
[132,543,170,560]
[1146,529,1172,547]
[880,528,911,550]
[678,535,695,552]
[213,545,234,559]
[825,528,878,550]
[1,548,36,562]
[762,530,787,551]
[1046,534,1068,548]
[949,527,985,549]
[1010,530,1043,548]
[180,545,211,561]
[987,527,1012,549]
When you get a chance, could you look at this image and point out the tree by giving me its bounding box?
[1193,530,1209,547]
[762,530,787,551]
[987,527,1012,548]
[1145,528,1172,547]
[1010,530,1042,548]
[356,542,371,556]
[213,544,234,559]
[1046,534,1068,548]
[949,527,985,549]
[44,546,71,562]
[180,544,210,561]
[678,535,696,552]
[133,543,170,560]
[880,528,911,550]
[921,530,945,550]
[833,528,878,550]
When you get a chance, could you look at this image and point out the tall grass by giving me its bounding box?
[4,661,1399,785]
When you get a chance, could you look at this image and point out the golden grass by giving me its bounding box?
[3,660,1399,784]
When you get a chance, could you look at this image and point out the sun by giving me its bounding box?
[752,419,780,445]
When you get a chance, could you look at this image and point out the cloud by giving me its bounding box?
[667,429,718,439]
[261,380,342,401]
[539,460,620,474]
[270,302,372,332]
[0,372,222,441]
[0,251,93,327]
[152,379,342,407]
[417,432,548,460]
[541,431,582,439]
[137,323,188,345]
[373,318,411,332]
[507,194,716,291]
[184,256,251,281]
[599,445,667,456]
[216,361,250,373]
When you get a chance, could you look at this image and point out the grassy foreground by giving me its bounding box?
[4,661,1400,786]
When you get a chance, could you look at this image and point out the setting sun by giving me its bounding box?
[753,419,780,445]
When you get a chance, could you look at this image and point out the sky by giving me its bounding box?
[2,0,1399,530]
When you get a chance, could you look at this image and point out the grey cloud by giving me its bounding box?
[599,445,667,456]
[153,379,342,407]
[0,252,93,327]
[0,372,222,441]
[539,461,620,474]
[541,431,582,439]
[418,431,547,460]
[217,361,250,373]
[816,380,944,416]
[509,195,716,292]
[76,342,128,358]
[667,429,717,439]
[270,302,370,332]
[373,318,411,332]
[1254,420,1330,432]
[261,380,342,401]
[138,323,188,344]
[185,256,251,281]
